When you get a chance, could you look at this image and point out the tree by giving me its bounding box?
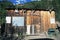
[0,1,14,9]
[0,1,14,36]
[0,1,14,26]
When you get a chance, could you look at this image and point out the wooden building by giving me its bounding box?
[6,8,56,35]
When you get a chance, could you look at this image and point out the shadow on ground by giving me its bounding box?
[30,38,54,40]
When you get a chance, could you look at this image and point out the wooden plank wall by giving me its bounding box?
[7,10,56,33]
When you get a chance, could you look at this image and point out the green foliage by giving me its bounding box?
[0,1,13,9]
[0,9,6,24]
[23,1,42,9]
[53,0,60,21]
[0,1,13,24]
[23,1,53,9]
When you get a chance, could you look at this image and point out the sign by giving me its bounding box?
[50,18,55,24]
[12,17,24,26]
[6,16,11,23]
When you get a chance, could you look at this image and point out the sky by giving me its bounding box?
[8,0,41,4]
[8,0,33,4]
[0,0,31,4]
[0,0,41,4]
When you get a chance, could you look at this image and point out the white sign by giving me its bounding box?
[12,17,24,26]
[50,18,55,24]
[6,16,11,23]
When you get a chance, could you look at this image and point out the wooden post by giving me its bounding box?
[50,11,56,28]
[26,10,32,35]
[40,11,44,32]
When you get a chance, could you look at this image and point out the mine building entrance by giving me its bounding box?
[5,8,56,36]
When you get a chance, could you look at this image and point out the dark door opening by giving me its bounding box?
[1,23,5,36]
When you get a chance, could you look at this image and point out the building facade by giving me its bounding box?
[6,8,56,35]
